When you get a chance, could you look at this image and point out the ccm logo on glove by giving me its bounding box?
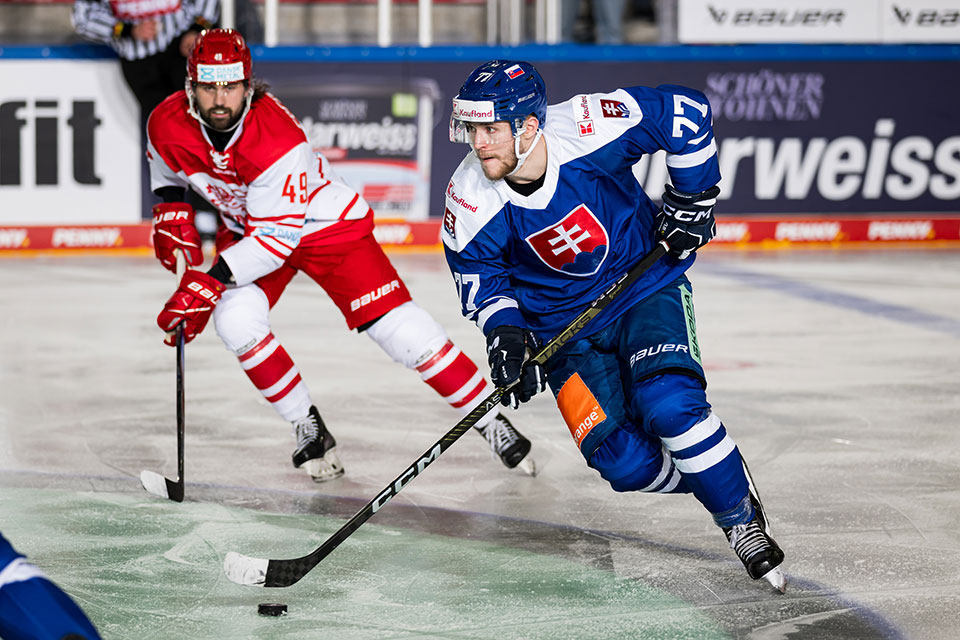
[657,184,721,261]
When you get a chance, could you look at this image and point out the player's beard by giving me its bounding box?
[200,103,243,131]
[476,145,518,181]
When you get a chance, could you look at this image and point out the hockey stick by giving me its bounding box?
[224,240,670,587]
[140,250,187,502]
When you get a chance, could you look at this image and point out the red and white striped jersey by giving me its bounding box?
[147,90,373,286]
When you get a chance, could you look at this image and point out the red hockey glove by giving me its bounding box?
[157,270,225,345]
[152,202,203,273]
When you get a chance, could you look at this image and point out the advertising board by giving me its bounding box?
[678,1,960,43]
[0,60,140,225]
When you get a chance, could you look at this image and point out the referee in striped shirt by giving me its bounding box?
[73,0,221,224]
[72,0,221,124]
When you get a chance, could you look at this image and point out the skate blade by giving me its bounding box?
[304,450,345,483]
[517,457,537,477]
[761,566,787,593]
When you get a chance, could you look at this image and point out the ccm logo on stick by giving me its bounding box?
[372,444,442,512]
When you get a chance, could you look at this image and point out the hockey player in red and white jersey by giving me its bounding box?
[146,28,535,481]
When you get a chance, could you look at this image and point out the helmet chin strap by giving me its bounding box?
[507,128,543,178]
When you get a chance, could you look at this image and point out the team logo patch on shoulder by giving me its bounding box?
[443,207,457,238]
[525,204,609,276]
[504,64,525,79]
[600,99,630,118]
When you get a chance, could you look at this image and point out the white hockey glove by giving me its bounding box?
[657,184,721,260]
[486,326,547,410]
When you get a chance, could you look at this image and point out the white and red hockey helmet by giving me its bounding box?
[187,28,252,85]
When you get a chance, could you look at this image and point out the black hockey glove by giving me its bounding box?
[486,325,548,410]
[657,184,721,260]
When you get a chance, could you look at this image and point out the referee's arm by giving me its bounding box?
[71,0,128,45]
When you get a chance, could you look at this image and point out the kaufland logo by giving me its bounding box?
[452,99,494,121]
[456,107,493,119]
[446,183,478,212]
[574,94,592,121]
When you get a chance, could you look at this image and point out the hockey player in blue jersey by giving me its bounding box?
[0,531,101,639]
[442,60,786,591]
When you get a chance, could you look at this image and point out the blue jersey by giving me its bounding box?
[442,84,721,342]
[0,532,102,639]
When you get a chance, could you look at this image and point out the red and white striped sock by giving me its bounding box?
[415,340,497,428]
[236,333,311,422]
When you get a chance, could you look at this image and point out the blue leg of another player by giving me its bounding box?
[0,533,102,640]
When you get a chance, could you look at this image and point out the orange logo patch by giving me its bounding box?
[556,373,607,447]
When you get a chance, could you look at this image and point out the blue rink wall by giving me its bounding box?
[2,43,960,221]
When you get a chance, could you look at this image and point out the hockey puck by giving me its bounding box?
[257,603,288,617]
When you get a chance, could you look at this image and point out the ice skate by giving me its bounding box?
[724,463,786,593]
[291,406,344,482]
[476,413,537,476]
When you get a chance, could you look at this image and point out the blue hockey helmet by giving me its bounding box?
[450,60,547,144]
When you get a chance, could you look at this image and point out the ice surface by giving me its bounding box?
[1,249,959,639]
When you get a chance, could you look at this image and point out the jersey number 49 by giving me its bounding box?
[282,172,308,203]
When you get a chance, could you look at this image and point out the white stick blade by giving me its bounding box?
[223,551,268,587]
[140,470,170,499]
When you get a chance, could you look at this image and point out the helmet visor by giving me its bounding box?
[448,98,513,146]
[449,118,516,146]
